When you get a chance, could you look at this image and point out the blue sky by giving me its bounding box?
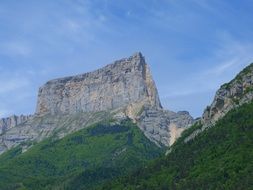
[0,0,253,118]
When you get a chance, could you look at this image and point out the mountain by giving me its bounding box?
[185,63,253,142]
[0,119,164,190]
[0,115,32,135]
[202,63,253,126]
[1,56,252,190]
[0,52,193,154]
[101,63,253,190]
[36,52,161,115]
[103,99,253,190]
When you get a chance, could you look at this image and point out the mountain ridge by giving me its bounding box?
[101,62,253,190]
[0,57,253,190]
[184,62,253,143]
[0,52,193,154]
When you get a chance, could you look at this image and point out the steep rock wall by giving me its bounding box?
[0,52,194,154]
[0,115,33,135]
[36,52,162,115]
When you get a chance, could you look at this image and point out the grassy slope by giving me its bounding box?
[103,102,253,190]
[0,119,164,190]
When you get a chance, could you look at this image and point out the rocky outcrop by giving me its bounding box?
[0,52,194,154]
[202,63,253,127]
[185,63,253,143]
[138,107,193,146]
[0,112,111,154]
[0,115,33,135]
[36,52,161,115]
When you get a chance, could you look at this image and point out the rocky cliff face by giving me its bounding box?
[0,112,111,154]
[185,63,253,143]
[0,52,193,154]
[36,52,161,115]
[138,107,193,146]
[202,63,253,127]
[0,115,33,135]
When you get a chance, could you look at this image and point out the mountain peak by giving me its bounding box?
[36,53,161,115]
[0,53,193,154]
[131,51,144,59]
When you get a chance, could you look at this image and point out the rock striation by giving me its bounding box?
[0,115,32,135]
[0,112,111,154]
[36,52,161,115]
[138,107,193,146]
[0,52,194,154]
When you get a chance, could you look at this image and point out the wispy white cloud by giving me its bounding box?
[208,59,239,75]
[64,19,83,32]
[203,32,253,77]
[0,0,252,119]
[191,0,216,11]
[0,77,30,94]
[161,32,253,116]
[0,41,32,57]
[0,70,36,118]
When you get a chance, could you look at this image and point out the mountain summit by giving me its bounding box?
[36,52,162,115]
[0,53,193,154]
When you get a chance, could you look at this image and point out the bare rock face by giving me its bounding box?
[0,115,33,135]
[0,52,194,154]
[0,112,111,154]
[184,63,253,143]
[138,107,193,146]
[202,63,253,127]
[36,52,161,115]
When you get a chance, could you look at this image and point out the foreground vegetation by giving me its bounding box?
[0,119,164,190]
[1,101,253,190]
[102,101,253,190]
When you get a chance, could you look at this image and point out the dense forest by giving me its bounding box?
[0,101,253,189]
[101,101,253,190]
[0,119,163,190]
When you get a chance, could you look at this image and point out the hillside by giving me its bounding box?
[202,62,253,127]
[101,101,253,189]
[0,119,164,190]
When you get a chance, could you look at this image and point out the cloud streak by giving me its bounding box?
[0,77,30,94]
[0,0,253,118]
[0,41,32,57]
[160,32,253,117]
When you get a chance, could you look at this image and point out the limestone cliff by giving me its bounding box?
[138,107,193,146]
[0,52,193,154]
[0,115,32,135]
[36,52,161,115]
